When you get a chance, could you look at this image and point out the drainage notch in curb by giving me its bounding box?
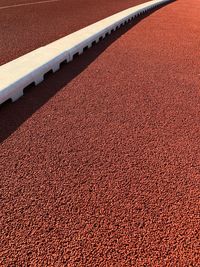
[0,0,171,107]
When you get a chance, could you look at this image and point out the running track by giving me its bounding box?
[1,0,200,266]
[0,0,148,66]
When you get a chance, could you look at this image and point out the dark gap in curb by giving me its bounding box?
[44,69,53,80]
[60,59,68,68]
[83,46,89,52]
[73,52,79,60]
[23,82,36,95]
[0,98,12,109]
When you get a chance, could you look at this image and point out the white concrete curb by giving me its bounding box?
[0,0,171,105]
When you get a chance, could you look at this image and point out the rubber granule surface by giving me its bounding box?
[0,0,200,266]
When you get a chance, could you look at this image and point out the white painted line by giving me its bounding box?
[0,0,60,10]
[0,0,171,105]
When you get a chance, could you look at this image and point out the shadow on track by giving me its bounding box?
[0,1,175,143]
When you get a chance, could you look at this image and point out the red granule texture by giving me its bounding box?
[0,0,200,266]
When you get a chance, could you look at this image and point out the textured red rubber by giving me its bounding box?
[0,0,148,66]
[0,0,200,266]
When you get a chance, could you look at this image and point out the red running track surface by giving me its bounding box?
[0,0,200,266]
[0,0,149,65]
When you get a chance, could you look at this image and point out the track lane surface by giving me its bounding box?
[1,0,200,266]
[0,0,148,66]
[0,0,60,10]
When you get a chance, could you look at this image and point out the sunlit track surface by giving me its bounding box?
[0,0,200,266]
[0,0,149,66]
